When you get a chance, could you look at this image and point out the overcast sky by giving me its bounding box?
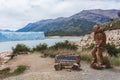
[0,0,120,30]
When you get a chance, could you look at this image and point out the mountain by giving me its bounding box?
[70,9,120,23]
[88,9,119,19]
[17,18,96,36]
[0,29,13,32]
[17,9,120,36]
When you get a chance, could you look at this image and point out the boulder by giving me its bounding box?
[0,52,12,65]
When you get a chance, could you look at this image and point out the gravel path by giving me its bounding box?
[2,53,120,80]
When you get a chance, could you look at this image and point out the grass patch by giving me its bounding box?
[0,67,11,78]
[12,65,27,75]
[109,57,120,66]
[80,52,92,63]
[80,50,120,67]
[0,65,27,79]
[82,43,120,57]
[41,49,78,58]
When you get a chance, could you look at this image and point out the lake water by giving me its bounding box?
[0,37,81,53]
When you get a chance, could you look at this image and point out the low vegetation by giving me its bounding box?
[12,40,78,57]
[0,65,27,79]
[32,43,48,52]
[41,49,78,58]
[11,41,120,67]
[105,43,120,57]
[81,43,120,67]
[0,67,11,78]
[38,40,78,57]
[82,43,120,57]
[49,40,78,50]
[12,44,31,55]
[102,20,120,31]
[80,52,92,63]
[12,65,27,76]
[82,43,94,51]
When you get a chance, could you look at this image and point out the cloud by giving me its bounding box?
[0,0,120,30]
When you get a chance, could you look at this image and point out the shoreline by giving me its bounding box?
[46,36,82,39]
[0,37,81,53]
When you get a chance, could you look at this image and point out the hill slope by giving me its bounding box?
[17,18,96,36]
[102,20,120,31]
[17,9,120,36]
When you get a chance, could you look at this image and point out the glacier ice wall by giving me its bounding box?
[0,32,45,41]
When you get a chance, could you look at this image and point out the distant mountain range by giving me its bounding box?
[17,9,120,36]
[0,29,13,32]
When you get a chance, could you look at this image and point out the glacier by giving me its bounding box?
[0,32,45,41]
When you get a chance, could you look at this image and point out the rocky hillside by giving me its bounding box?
[17,9,120,36]
[79,29,120,48]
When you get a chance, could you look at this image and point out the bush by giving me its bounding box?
[105,43,120,57]
[50,40,78,50]
[0,66,27,79]
[12,65,27,75]
[0,67,10,75]
[32,43,48,52]
[0,67,11,78]
[12,44,31,55]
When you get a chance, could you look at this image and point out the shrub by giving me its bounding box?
[12,65,27,75]
[0,67,10,78]
[50,40,78,50]
[32,43,48,52]
[12,44,30,55]
[0,65,27,79]
[0,67,10,75]
[105,43,120,57]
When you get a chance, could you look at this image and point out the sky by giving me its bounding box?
[0,0,120,30]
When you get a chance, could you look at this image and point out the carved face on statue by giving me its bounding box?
[93,24,100,33]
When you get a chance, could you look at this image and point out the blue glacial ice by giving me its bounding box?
[0,32,45,41]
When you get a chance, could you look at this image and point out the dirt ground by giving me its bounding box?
[2,53,120,80]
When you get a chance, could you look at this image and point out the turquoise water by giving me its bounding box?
[0,37,80,53]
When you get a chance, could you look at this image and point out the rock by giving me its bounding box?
[0,52,12,66]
